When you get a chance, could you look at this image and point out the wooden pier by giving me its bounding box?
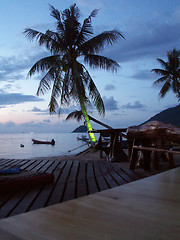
[0,158,141,219]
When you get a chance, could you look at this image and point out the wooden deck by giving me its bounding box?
[0,167,179,240]
[0,158,142,219]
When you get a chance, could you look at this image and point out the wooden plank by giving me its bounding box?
[0,159,20,169]
[9,162,59,216]
[111,163,134,182]
[104,161,127,186]
[19,160,37,170]
[98,161,118,188]
[77,161,86,181]
[92,161,109,191]
[62,161,79,201]
[76,162,87,198]
[1,168,179,240]
[133,145,180,154]
[86,162,98,194]
[35,160,54,173]
[0,189,30,219]
[46,160,72,206]
[29,161,67,210]
[121,167,141,181]
[8,185,44,217]
[45,160,61,174]
[0,192,15,209]
[1,159,22,169]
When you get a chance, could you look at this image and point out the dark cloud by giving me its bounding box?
[0,92,44,106]
[103,96,119,111]
[104,84,116,91]
[122,101,146,110]
[0,49,49,82]
[104,19,180,63]
[130,70,157,81]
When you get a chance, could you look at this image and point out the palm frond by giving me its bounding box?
[153,76,168,86]
[79,30,124,54]
[151,68,168,76]
[49,4,61,21]
[36,67,55,96]
[76,8,99,46]
[90,9,99,18]
[159,81,171,98]
[27,55,60,77]
[156,58,168,69]
[80,64,105,115]
[66,110,83,121]
[84,54,119,72]
[48,74,63,113]
[23,28,65,54]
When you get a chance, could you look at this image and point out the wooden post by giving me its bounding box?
[129,139,139,170]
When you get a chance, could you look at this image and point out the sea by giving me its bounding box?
[0,132,96,159]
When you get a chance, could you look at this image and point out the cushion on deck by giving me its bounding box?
[0,170,54,193]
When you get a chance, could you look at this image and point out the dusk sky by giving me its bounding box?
[0,0,180,133]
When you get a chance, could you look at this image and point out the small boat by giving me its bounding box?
[77,135,89,141]
[20,144,24,147]
[32,139,55,145]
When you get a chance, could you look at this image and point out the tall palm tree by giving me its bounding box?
[24,4,124,144]
[152,49,180,101]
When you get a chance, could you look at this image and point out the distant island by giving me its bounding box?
[72,105,180,133]
[72,125,88,133]
[144,105,180,127]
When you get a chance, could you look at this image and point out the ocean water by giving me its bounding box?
[0,133,94,159]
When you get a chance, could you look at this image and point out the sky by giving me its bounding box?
[0,0,180,133]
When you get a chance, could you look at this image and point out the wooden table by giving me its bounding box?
[0,167,179,240]
[127,121,180,171]
[90,128,127,162]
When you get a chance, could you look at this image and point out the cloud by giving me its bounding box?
[0,120,77,133]
[103,96,119,111]
[104,84,116,91]
[104,18,180,63]
[0,92,44,106]
[0,49,49,82]
[29,105,78,115]
[130,70,157,81]
[30,107,48,112]
[122,101,146,110]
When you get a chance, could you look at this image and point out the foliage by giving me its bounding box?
[24,4,124,115]
[152,49,180,101]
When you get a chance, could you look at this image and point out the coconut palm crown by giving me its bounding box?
[152,49,180,101]
[24,4,124,143]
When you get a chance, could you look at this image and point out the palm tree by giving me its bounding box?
[24,4,124,144]
[152,49,180,101]
[66,110,112,129]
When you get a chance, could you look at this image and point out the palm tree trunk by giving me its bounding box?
[88,115,112,129]
[80,102,96,145]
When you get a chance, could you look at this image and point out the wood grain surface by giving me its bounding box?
[0,167,179,240]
